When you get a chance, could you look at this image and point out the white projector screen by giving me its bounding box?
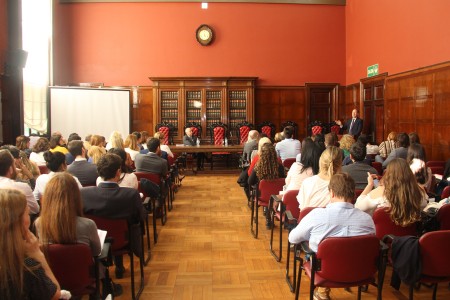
[50,87,131,140]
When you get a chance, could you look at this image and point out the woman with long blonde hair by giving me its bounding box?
[297,146,342,210]
[356,158,426,226]
[124,134,140,161]
[106,131,124,151]
[35,172,101,255]
[0,189,60,299]
[88,145,106,164]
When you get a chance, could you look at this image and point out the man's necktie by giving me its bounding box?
[349,118,355,133]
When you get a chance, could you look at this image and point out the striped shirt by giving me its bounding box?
[378,140,396,158]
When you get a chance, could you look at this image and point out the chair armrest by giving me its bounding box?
[284,210,298,230]
[300,241,314,255]
[382,234,395,244]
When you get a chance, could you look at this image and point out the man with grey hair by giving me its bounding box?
[242,130,258,166]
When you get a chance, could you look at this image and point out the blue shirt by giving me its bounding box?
[288,202,375,252]
[275,138,301,162]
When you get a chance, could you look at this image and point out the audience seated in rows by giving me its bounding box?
[154,132,174,158]
[288,173,375,300]
[376,131,397,162]
[297,146,342,210]
[30,137,50,166]
[275,126,301,162]
[355,158,427,221]
[248,137,273,176]
[49,133,68,155]
[0,189,61,299]
[382,132,409,168]
[242,130,258,166]
[65,133,82,165]
[135,138,168,177]
[97,148,138,189]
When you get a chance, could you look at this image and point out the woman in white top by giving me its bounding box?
[29,137,50,166]
[33,151,82,201]
[97,148,138,189]
[124,134,140,161]
[355,158,426,226]
[297,146,342,210]
[154,132,174,158]
[285,138,320,192]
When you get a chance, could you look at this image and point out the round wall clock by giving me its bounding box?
[196,24,214,46]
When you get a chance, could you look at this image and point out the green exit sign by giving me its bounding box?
[367,64,379,77]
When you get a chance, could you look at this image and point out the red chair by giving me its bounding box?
[441,185,450,199]
[250,178,285,239]
[46,243,99,298]
[285,206,317,292]
[329,121,341,135]
[209,122,230,170]
[426,161,445,176]
[269,189,299,262]
[372,208,418,241]
[437,203,450,230]
[296,235,386,300]
[184,121,202,139]
[371,162,383,176]
[352,189,363,205]
[85,215,145,300]
[155,121,175,145]
[257,121,276,139]
[135,172,167,226]
[237,121,254,145]
[282,158,296,171]
[308,120,324,136]
[38,165,49,174]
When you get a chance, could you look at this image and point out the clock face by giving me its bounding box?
[196,24,214,46]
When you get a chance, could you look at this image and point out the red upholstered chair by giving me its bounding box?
[257,121,276,139]
[329,121,341,135]
[269,189,299,262]
[426,161,445,176]
[155,121,174,145]
[352,189,364,204]
[281,121,298,139]
[135,172,167,226]
[307,120,324,136]
[282,158,296,171]
[84,215,145,300]
[372,162,383,176]
[209,122,230,170]
[441,186,450,200]
[285,206,317,292]
[237,121,254,145]
[372,208,418,241]
[46,243,99,298]
[184,122,202,139]
[437,203,450,230]
[295,235,386,300]
[250,178,285,239]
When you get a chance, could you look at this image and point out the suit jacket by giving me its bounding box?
[134,152,168,177]
[242,140,257,164]
[67,159,98,186]
[382,147,408,168]
[341,117,363,137]
[183,135,197,146]
[342,162,378,190]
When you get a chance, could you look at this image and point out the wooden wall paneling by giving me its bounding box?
[384,78,400,135]
[360,74,386,144]
[343,84,359,120]
[131,86,153,134]
[280,87,306,138]
[432,67,450,160]
[305,83,338,133]
[255,87,281,130]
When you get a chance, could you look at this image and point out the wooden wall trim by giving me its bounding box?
[60,0,346,5]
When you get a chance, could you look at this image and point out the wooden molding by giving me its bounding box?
[60,0,346,5]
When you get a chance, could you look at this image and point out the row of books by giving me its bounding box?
[206,90,222,99]
[229,109,248,119]
[229,90,247,100]
[186,91,202,100]
[161,110,178,118]
[206,100,221,109]
[161,91,179,100]
[229,99,247,109]
[206,110,222,119]
[161,100,178,108]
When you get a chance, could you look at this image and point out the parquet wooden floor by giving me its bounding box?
[110,173,450,300]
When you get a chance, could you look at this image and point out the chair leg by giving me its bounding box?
[295,258,303,300]
[130,253,136,300]
[432,283,438,300]
[143,215,151,265]
[161,194,167,226]
[409,284,414,300]
[285,239,295,292]
[152,198,158,244]
[269,204,283,262]
[250,198,256,237]
[255,202,259,238]
[357,286,362,300]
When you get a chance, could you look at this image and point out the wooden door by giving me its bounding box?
[306,83,338,131]
[361,74,386,144]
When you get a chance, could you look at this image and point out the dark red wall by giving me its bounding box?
[53,2,346,86]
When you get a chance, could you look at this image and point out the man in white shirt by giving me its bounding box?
[275,126,301,162]
[0,149,40,214]
[289,173,375,300]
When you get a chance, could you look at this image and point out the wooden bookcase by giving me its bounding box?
[150,77,257,143]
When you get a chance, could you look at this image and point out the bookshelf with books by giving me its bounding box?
[151,77,256,143]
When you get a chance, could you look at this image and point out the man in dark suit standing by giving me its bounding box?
[67,140,98,186]
[134,138,168,177]
[336,109,363,137]
[81,153,145,279]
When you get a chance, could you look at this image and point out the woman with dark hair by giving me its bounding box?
[30,137,50,166]
[49,134,68,155]
[284,138,321,192]
[356,158,427,225]
[0,189,60,299]
[407,143,432,191]
[248,143,285,228]
[97,148,138,189]
[16,135,32,157]
[33,151,82,201]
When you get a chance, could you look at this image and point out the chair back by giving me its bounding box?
[46,243,96,296]
[352,189,363,204]
[371,162,383,176]
[237,121,253,145]
[209,122,227,145]
[329,121,341,135]
[441,186,450,199]
[282,158,296,170]
[185,122,202,138]
[419,230,450,277]
[135,172,162,198]
[257,121,275,139]
[426,161,445,176]
[298,206,317,223]
[85,215,129,252]
[308,120,324,136]
[281,121,298,139]
[38,165,49,174]
[258,178,285,206]
[316,235,380,283]
[283,190,300,220]
[372,208,418,240]
[437,203,450,230]
[155,122,174,145]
